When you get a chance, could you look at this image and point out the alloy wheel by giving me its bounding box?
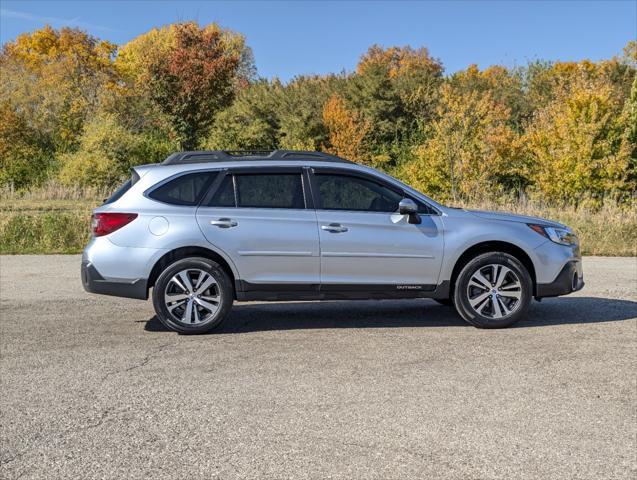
[466,264,522,319]
[164,268,221,325]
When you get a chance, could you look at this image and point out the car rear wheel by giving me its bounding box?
[152,257,233,334]
[453,252,532,328]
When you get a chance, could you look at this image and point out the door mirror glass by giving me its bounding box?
[398,198,417,215]
[398,198,421,224]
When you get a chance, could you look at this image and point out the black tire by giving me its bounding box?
[433,298,453,307]
[152,257,233,334]
[453,252,532,329]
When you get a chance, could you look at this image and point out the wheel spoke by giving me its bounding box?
[194,271,207,290]
[495,266,511,288]
[167,299,186,312]
[195,275,217,294]
[491,296,503,318]
[182,299,193,323]
[475,297,490,314]
[199,294,219,303]
[469,291,491,308]
[499,289,521,299]
[178,271,194,293]
[195,297,219,313]
[500,279,521,290]
[469,270,492,290]
[170,275,188,293]
[498,298,512,315]
[165,292,189,302]
[193,304,201,324]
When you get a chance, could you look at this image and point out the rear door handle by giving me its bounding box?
[210,218,238,228]
[321,223,348,233]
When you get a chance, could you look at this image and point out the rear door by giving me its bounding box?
[196,167,320,287]
[310,168,444,289]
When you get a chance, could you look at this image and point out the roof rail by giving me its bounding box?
[161,149,353,165]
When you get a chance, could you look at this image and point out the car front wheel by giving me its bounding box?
[152,257,233,334]
[453,252,532,328]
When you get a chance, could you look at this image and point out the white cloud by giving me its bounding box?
[0,7,118,32]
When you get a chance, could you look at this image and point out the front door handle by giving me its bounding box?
[321,223,348,233]
[210,218,238,228]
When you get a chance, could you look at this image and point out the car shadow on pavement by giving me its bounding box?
[142,296,637,334]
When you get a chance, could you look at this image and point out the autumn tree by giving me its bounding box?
[322,94,371,164]
[344,45,443,165]
[206,74,344,151]
[59,114,175,188]
[0,25,116,153]
[403,84,523,201]
[524,58,635,118]
[449,65,529,131]
[358,45,443,124]
[525,80,635,203]
[115,22,253,149]
[277,75,345,150]
[0,102,52,188]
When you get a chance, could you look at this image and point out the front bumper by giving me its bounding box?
[81,260,148,300]
[535,260,584,298]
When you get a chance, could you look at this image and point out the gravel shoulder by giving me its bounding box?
[1,255,636,479]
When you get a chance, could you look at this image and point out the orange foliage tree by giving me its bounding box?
[322,95,371,165]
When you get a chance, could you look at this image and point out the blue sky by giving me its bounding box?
[1,1,635,81]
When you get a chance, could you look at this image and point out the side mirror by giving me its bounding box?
[398,198,421,224]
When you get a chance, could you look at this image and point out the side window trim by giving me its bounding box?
[309,167,440,215]
[144,169,220,207]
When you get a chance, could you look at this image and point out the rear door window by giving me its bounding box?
[205,173,305,209]
[236,174,304,209]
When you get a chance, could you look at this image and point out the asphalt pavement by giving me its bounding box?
[1,255,636,479]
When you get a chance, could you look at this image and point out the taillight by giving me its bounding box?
[92,213,138,237]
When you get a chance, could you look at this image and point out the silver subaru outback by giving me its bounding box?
[82,150,584,333]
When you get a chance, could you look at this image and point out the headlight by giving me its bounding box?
[528,224,578,246]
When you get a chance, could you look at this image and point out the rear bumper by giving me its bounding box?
[81,260,148,300]
[536,260,584,298]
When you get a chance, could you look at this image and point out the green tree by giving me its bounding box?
[525,81,634,203]
[403,84,524,202]
[0,102,52,188]
[59,114,176,188]
[450,65,529,132]
[343,45,444,165]
[205,80,283,150]
[277,75,345,150]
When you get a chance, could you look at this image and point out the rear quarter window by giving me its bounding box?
[148,172,217,206]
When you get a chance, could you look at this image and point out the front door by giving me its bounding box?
[310,170,444,290]
[196,168,320,288]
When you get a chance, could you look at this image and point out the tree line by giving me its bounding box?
[1,22,635,205]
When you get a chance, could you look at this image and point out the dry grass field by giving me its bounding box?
[0,184,635,256]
